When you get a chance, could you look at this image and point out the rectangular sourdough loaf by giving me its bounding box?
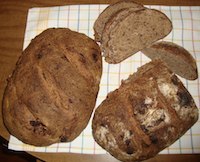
[92,60,199,162]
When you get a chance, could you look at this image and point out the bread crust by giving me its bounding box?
[92,60,198,162]
[142,41,198,80]
[3,28,102,146]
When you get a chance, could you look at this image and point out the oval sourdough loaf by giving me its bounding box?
[101,8,172,64]
[3,28,102,146]
[141,41,198,80]
[93,0,144,42]
[92,60,198,162]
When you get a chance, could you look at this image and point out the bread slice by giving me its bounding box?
[141,41,198,80]
[101,7,145,54]
[92,60,198,162]
[101,8,172,64]
[93,0,144,42]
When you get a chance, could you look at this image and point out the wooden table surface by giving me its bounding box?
[0,0,200,161]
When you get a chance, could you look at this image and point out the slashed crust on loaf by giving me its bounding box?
[141,41,198,80]
[92,60,198,162]
[3,28,102,146]
[101,8,172,64]
[94,0,144,42]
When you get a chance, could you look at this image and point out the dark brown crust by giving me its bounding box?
[2,28,102,146]
[92,60,198,162]
[142,41,198,80]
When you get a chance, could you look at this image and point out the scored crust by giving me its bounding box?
[3,28,102,146]
[92,60,198,162]
[94,0,144,42]
[141,41,198,80]
[101,8,172,64]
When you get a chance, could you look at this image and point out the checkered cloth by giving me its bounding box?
[8,4,200,154]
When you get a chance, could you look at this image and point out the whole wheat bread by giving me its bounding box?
[101,8,172,64]
[141,41,198,80]
[101,7,146,54]
[93,0,144,42]
[3,28,102,146]
[92,60,198,162]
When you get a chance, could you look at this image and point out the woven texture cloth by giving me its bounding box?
[8,4,200,154]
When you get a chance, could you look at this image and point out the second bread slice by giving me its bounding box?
[141,41,198,80]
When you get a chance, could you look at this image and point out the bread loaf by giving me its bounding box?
[101,8,172,63]
[94,0,144,42]
[3,28,102,146]
[141,41,198,80]
[92,60,198,162]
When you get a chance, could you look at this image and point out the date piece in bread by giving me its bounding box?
[93,0,144,42]
[102,8,172,64]
[92,60,198,162]
[142,41,198,80]
[3,28,102,146]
